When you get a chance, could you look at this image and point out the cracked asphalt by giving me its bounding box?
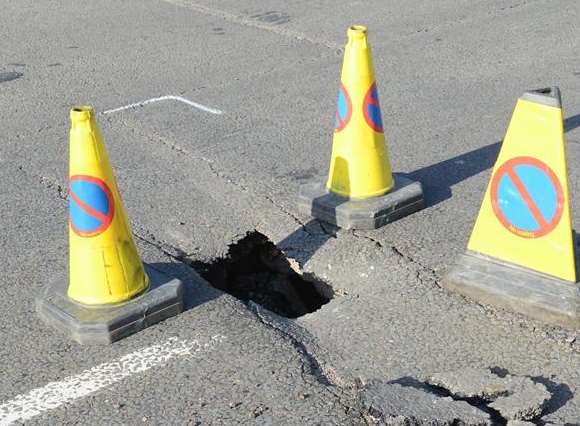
[2,0,580,424]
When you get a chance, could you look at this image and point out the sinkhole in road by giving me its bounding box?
[197,231,333,318]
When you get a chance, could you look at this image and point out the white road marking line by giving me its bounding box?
[102,95,224,115]
[0,335,226,425]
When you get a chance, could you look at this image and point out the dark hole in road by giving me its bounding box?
[197,231,333,318]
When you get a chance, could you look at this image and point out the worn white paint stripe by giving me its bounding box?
[0,335,225,425]
[102,95,224,115]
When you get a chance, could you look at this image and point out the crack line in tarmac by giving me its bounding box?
[141,129,252,194]
[16,165,68,200]
[261,195,339,242]
[263,195,312,232]
[351,230,441,289]
[248,302,364,422]
[249,302,332,385]
[134,227,192,261]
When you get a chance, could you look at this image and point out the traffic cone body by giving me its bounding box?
[68,106,149,305]
[467,88,575,282]
[327,25,394,199]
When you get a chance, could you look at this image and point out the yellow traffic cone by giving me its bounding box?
[328,25,394,198]
[299,26,424,229]
[37,106,186,344]
[444,88,579,329]
[67,106,149,304]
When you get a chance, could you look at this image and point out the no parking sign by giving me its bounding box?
[490,156,563,239]
[69,175,115,237]
[363,82,384,133]
[334,83,352,132]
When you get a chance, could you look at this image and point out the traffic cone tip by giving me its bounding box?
[348,25,367,37]
[520,87,561,108]
[70,105,94,121]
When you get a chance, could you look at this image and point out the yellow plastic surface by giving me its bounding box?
[468,96,576,282]
[67,106,149,305]
[326,26,394,199]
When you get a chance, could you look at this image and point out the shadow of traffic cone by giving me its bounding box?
[298,26,424,229]
[37,106,186,344]
[443,88,579,329]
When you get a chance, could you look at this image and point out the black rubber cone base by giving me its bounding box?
[36,264,184,345]
[443,251,580,329]
[298,174,424,230]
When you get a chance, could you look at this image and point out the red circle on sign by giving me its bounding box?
[490,156,564,238]
[362,82,384,133]
[69,175,115,237]
[335,83,352,133]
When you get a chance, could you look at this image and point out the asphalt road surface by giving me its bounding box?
[1,0,580,424]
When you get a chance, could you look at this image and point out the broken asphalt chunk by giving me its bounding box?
[361,381,493,425]
[426,368,551,421]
